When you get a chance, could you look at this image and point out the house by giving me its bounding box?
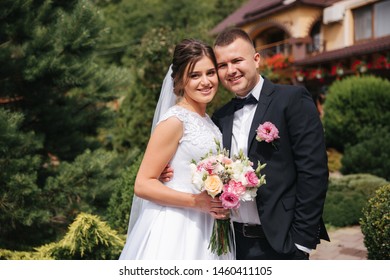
[212,0,390,103]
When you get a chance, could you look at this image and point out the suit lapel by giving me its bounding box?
[248,78,275,149]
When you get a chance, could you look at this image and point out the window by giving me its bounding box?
[353,0,390,41]
[307,21,321,53]
[374,0,390,37]
[354,5,372,40]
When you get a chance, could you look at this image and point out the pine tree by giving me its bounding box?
[0,0,130,161]
[0,109,50,249]
[0,0,130,249]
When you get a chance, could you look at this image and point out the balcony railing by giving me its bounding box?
[256,39,292,58]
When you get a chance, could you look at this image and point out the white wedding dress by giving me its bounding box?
[119,105,235,260]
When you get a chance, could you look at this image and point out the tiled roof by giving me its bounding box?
[294,36,390,66]
[211,0,279,34]
[211,0,340,34]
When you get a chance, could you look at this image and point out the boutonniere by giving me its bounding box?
[256,122,280,150]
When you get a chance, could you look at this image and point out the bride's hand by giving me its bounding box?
[194,191,230,220]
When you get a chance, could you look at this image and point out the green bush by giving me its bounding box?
[106,153,143,234]
[360,184,390,260]
[324,174,388,227]
[323,75,390,151]
[342,126,390,180]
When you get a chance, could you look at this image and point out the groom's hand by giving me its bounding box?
[210,197,230,220]
[159,164,174,182]
[194,191,228,219]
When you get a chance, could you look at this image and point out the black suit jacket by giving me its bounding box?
[212,78,330,254]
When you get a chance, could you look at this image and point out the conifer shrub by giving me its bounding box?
[324,174,388,227]
[323,75,390,151]
[42,213,124,260]
[44,148,121,225]
[0,213,124,260]
[327,148,342,173]
[360,184,390,260]
[0,109,52,249]
[0,249,48,260]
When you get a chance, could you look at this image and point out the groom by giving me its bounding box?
[162,28,329,259]
[211,28,329,260]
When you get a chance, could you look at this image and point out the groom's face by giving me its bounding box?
[214,38,260,97]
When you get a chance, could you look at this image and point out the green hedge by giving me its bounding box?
[324,174,388,227]
[342,126,390,180]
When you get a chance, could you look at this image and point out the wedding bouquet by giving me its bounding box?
[190,140,266,256]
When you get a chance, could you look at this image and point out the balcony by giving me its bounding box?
[256,39,292,58]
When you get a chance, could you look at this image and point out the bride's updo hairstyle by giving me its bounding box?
[171,39,217,97]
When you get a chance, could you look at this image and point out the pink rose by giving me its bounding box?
[245,171,259,187]
[220,191,240,209]
[256,122,280,143]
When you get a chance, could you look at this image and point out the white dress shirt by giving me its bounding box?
[230,76,263,225]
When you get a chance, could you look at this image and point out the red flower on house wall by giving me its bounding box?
[264,53,292,70]
[351,60,370,73]
[308,68,325,80]
[294,69,306,82]
[330,64,344,76]
[373,55,390,69]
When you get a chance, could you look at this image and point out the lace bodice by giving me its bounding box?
[158,105,222,151]
[157,105,222,193]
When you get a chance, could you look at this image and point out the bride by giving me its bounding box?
[119,39,235,260]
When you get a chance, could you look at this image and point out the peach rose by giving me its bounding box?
[204,175,223,198]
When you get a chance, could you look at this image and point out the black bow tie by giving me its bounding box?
[232,94,258,111]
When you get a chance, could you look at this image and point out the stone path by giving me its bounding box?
[310,225,367,260]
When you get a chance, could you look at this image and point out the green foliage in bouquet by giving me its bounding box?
[324,174,388,227]
[360,184,390,260]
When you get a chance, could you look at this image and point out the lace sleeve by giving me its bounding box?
[157,106,186,123]
[155,106,189,142]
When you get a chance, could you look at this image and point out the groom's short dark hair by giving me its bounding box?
[214,27,254,48]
